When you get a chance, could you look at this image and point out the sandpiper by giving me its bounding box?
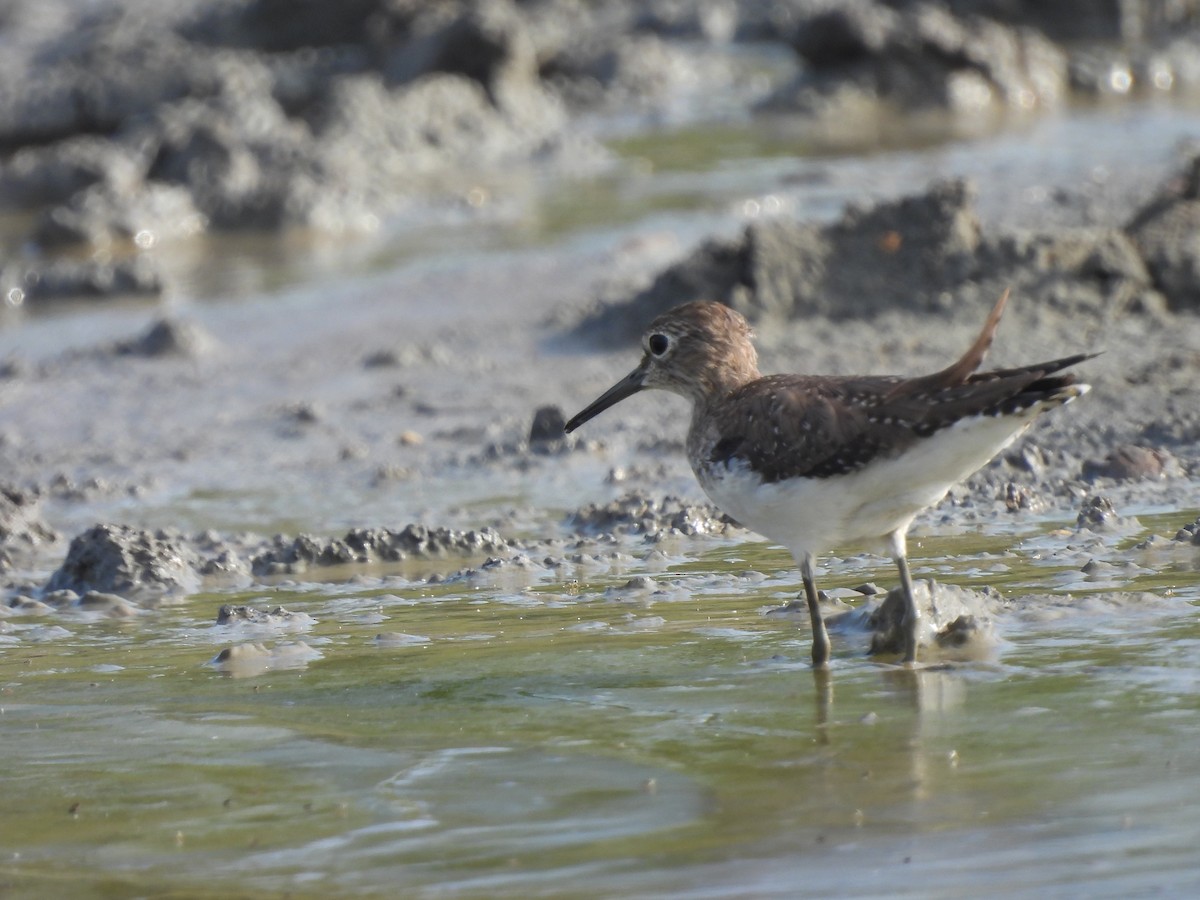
[565,293,1091,666]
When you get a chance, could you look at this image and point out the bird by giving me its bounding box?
[564,292,1092,667]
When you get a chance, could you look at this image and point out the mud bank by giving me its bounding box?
[2,0,1199,302]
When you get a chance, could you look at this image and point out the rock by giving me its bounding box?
[529,405,567,444]
[44,524,200,601]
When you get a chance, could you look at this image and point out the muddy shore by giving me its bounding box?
[3,0,1200,634]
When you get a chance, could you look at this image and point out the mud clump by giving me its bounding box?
[1172,516,1200,545]
[1126,155,1200,312]
[774,3,1067,117]
[5,257,165,304]
[573,168,1177,344]
[250,524,510,575]
[567,492,737,538]
[827,579,1001,660]
[209,640,321,676]
[1075,495,1142,534]
[215,604,315,631]
[1082,444,1183,482]
[113,318,216,359]
[43,524,200,601]
[0,486,59,570]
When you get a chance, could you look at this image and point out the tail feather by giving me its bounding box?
[889,289,1010,400]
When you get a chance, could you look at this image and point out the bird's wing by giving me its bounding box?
[706,375,913,482]
[706,350,1091,483]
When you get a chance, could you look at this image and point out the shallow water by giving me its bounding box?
[4,510,1200,898]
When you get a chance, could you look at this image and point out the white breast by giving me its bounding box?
[696,408,1046,562]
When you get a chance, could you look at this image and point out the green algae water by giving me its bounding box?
[4,512,1200,897]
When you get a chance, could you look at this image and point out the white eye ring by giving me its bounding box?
[648,333,670,356]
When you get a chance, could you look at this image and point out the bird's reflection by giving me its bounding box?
[808,662,971,814]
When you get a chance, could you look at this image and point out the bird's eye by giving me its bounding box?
[648,333,670,356]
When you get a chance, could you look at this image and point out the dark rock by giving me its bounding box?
[44,524,200,600]
[529,405,567,443]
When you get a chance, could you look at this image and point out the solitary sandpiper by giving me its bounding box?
[565,293,1092,667]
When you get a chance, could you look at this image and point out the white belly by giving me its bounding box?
[696,411,1040,561]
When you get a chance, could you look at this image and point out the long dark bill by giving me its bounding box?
[564,366,647,433]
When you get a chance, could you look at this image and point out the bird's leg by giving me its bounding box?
[890,532,919,664]
[812,665,833,743]
[801,555,831,668]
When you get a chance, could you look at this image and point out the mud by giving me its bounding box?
[1,0,1198,302]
